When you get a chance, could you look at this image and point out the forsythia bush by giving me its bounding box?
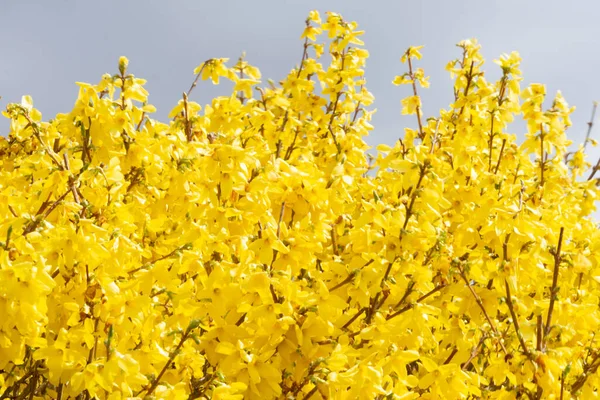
[2,10,600,400]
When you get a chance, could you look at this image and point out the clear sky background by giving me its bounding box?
[2,0,600,157]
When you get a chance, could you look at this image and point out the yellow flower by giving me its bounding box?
[401,95,421,115]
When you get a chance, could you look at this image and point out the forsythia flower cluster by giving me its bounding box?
[1,10,600,400]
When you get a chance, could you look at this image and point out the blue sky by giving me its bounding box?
[2,0,600,155]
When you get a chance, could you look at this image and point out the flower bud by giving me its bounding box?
[118,56,129,75]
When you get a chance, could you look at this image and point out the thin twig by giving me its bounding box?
[505,279,530,357]
[544,227,564,340]
[406,52,424,140]
[501,234,531,357]
[276,202,286,239]
[571,353,600,394]
[22,189,71,235]
[385,284,446,321]
[583,101,597,154]
[182,92,192,141]
[342,307,366,330]
[458,265,507,354]
[187,62,209,97]
[21,111,64,171]
[539,124,545,186]
[461,334,487,370]
[371,161,429,318]
[493,139,507,175]
[136,323,197,397]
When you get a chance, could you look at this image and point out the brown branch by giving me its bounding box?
[56,383,63,400]
[461,334,487,370]
[329,272,355,292]
[406,53,424,140]
[136,111,146,131]
[583,101,597,154]
[329,260,374,292]
[342,307,366,330]
[296,32,310,79]
[400,161,428,242]
[392,281,416,310]
[136,322,197,397]
[127,244,190,275]
[493,139,507,175]
[8,205,18,218]
[22,189,71,235]
[21,111,64,171]
[182,92,192,142]
[458,61,475,119]
[571,353,600,394]
[325,51,347,154]
[276,202,286,239]
[303,386,318,400]
[385,284,446,321]
[283,360,322,398]
[539,124,545,186]
[544,227,564,340]
[369,161,429,319]
[505,279,530,357]
[443,347,458,365]
[488,112,496,172]
[284,128,299,160]
[536,315,543,352]
[276,33,310,159]
[458,265,507,354]
[186,61,209,98]
[501,233,530,357]
[63,152,81,204]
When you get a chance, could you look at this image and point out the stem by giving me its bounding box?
[488,113,495,172]
[582,101,597,154]
[385,284,446,321]
[303,386,318,400]
[493,139,507,174]
[392,281,415,310]
[296,34,310,79]
[22,189,71,235]
[277,202,286,239]
[539,124,545,186]
[443,347,458,365]
[458,61,475,119]
[459,266,507,354]
[137,325,195,397]
[187,62,208,97]
[63,151,81,205]
[461,334,487,370]
[328,262,372,292]
[21,111,64,171]
[136,111,146,131]
[505,279,530,357]
[127,244,189,275]
[406,55,424,140]
[342,307,366,330]
[501,234,531,357]
[182,92,192,141]
[571,353,600,394]
[544,227,564,340]
[278,34,310,159]
[536,315,543,352]
[56,383,63,400]
[400,162,428,242]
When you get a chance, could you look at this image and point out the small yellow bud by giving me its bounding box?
[118,56,129,75]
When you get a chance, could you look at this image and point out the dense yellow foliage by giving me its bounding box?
[1,10,600,400]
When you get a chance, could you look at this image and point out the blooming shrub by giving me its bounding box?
[1,10,600,400]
